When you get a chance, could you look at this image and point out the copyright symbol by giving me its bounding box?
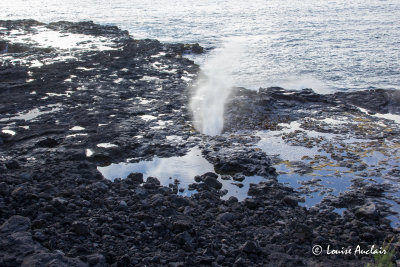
[312,245,322,255]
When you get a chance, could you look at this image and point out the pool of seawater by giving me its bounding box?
[254,119,400,226]
[0,104,62,122]
[97,147,267,201]
[274,163,353,207]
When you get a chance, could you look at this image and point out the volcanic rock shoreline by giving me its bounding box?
[1,20,400,266]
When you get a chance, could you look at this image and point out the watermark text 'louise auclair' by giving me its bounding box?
[312,244,387,256]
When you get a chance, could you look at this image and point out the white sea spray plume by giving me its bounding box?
[190,42,243,135]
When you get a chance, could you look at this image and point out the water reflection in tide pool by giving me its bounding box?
[97,147,267,200]
[0,104,62,122]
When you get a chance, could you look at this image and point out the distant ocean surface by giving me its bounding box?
[1,0,400,93]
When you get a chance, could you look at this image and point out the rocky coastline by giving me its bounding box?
[1,20,400,266]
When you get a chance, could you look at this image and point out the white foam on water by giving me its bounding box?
[140,115,157,121]
[97,143,118,148]
[0,104,62,122]
[70,126,85,131]
[140,76,161,82]
[358,107,400,124]
[30,60,44,68]
[114,78,125,84]
[150,52,166,58]
[76,67,95,71]
[150,120,172,130]
[320,118,347,125]
[166,135,183,141]
[137,97,155,105]
[2,26,119,52]
[86,149,94,157]
[2,129,16,136]
[181,76,192,82]
[66,133,88,138]
[46,91,73,97]
[370,112,400,124]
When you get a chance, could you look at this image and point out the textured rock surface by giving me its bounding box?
[1,20,400,266]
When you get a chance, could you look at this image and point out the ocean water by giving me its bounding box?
[1,0,400,93]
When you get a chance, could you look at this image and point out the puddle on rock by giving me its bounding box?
[97,147,267,200]
[254,117,400,226]
[1,129,16,136]
[256,130,320,161]
[274,163,353,208]
[0,104,62,122]
[359,107,400,124]
[97,143,118,148]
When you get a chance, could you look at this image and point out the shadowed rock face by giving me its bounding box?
[0,20,399,266]
[224,86,400,132]
[334,89,400,114]
[0,216,88,267]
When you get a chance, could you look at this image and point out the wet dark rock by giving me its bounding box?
[0,216,31,234]
[36,138,59,148]
[214,161,242,173]
[172,220,191,233]
[283,195,298,207]
[86,254,106,266]
[355,202,378,219]
[118,200,127,210]
[126,172,143,184]
[217,212,235,224]
[91,154,112,166]
[201,173,222,190]
[146,177,160,185]
[71,221,90,235]
[194,175,202,183]
[232,182,244,188]
[202,172,218,179]
[227,196,238,204]
[244,198,258,209]
[335,89,400,114]
[5,159,20,169]
[203,176,222,190]
[0,215,86,267]
[183,43,204,54]
[232,174,245,182]
[51,197,68,207]
[174,231,192,246]
[22,252,87,267]
[363,184,386,197]
[221,175,231,180]
[240,241,261,254]
[135,187,148,198]
[388,168,400,177]
[20,173,33,181]
[68,151,87,161]
[87,182,109,193]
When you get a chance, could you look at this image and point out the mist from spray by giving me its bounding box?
[190,42,243,136]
